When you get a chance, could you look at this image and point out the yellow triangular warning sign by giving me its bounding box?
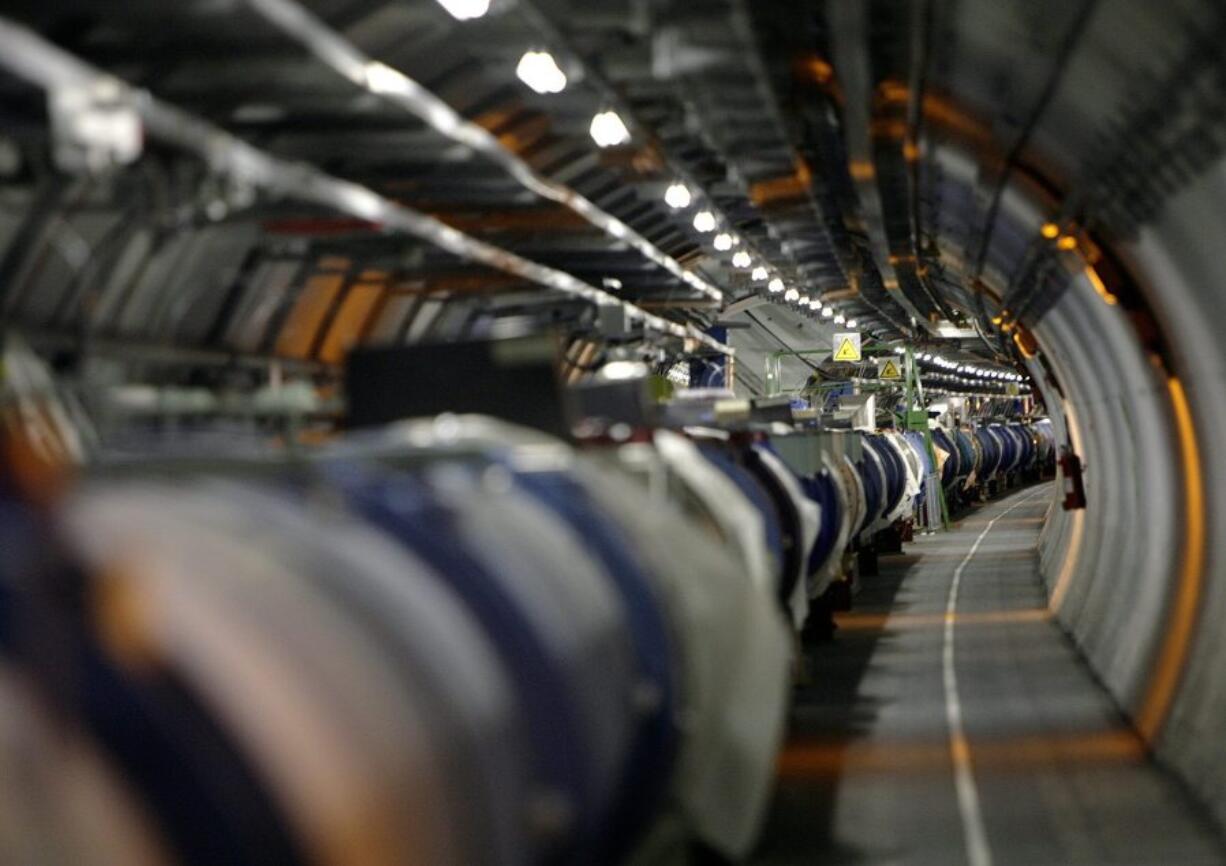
[833,337,860,362]
[879,359,901,380]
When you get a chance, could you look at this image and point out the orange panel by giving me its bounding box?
[275,273,346,359]
[318,282,385,364]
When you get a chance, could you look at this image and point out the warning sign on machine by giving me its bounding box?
[878,358,902,380]
[832,332,861,362]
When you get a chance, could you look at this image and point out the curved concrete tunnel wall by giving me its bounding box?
[1122,157,1226,825]
[738,0,1226,836]
[1034,274,1184,709]
[982,164,1224,831]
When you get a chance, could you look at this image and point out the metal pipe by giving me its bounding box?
[242,0,724,304]
[0,15,731,357]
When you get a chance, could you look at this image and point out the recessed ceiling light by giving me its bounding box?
[590,110,630,147]
[664,182,691,209]
[516,51,567,94]
[434,0,490,20]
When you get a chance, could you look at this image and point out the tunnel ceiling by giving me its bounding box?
[0,0,1222,376]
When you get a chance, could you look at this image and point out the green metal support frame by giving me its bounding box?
[764,341,949,529]
[903,345,950,530]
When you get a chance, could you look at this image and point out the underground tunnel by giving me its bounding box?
[0,1,1225,864]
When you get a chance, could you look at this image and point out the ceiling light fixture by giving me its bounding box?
[713,232,733,251]
[693,210,716,232]
[822,306,834,318]
[752,266,768,281]
[732,250,752,268]
[784,288,800,302]
[834,312,846,324]
[664,182,691,209]
[846,318,858,328]
[590,110,630,147]
[434,0,490,19]
[516,51,567,94]
[767,277,784,293]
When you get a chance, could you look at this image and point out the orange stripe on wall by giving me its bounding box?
[1136,377,1206,742]
[275,273,347,359]
[319,282,385,364]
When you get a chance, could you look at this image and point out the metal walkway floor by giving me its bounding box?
[753,483,1226,865]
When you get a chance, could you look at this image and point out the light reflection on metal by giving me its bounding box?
[239,0,724,302]
[0,16,731,356]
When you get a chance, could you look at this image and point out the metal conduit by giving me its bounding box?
[0,16,732,357]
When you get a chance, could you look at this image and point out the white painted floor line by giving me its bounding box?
[943,487,1049,866]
